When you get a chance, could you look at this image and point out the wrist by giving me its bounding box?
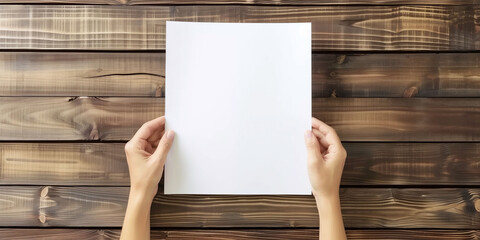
[312,189,339,203]
[129,186,156,204]
[315,194,341,216]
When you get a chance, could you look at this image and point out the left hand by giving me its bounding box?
[124,116,175,200]
[304,117,346,201]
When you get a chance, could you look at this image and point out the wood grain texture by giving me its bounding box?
[1,97,480,141]
[0,97,162,141]
[132,0,480,4]
[315,98,480,142]
[0,143,128,185]
[3,52,480,97]
[0,5,477,51]
[0,5,172,50]
[1,229,480,240]
[175,5,478,51]
[0,0,478,5]
[1,142,479,186]
[314,53,480,98]
[342,143,480,185]
[0,52,164,97]
[0,186,128,226]
[0,187,479,228]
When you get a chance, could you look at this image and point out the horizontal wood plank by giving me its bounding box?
[315,98,480,141]
[0,5,172,50]
[1,142,479,186]
[0,5,477,51]
[342,143,480,185]
[0,143,129,185]
[3,52,480,97]
[0,186,479,228]
[314,53,480,98]
[0,52,164,97]
[0,97,162,141]
[1,229,480,240]
[1,97,480,141]
[0,0,478,5]
[167,5,480,51]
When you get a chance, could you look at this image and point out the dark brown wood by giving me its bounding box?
[1,229,479,240]
[1,97,480,141]
[2,52,480,97]
[0,52,164,97]
[315,98,480,142]
[0,5,477,51]
[0,143,129,185]
[0,0,478,5]
[0,186,129,226]
[346,230,480,240]
[314,53,480,98]
[0,5,172,50]
[134,0,480,4]
[0,97,162,141]
[0,187,479,228]
[1,142,479,186]
[341,143,480,185]
[174,5,479,51]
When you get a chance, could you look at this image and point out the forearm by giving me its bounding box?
[120,189,154,240]
[316,195,347,240]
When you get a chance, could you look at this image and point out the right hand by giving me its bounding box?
[124,116,175,201]
[304,117,347,201]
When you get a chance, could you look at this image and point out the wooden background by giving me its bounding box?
[0,1,479,239]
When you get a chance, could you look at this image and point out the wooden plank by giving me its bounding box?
[0,97,162,141]
[314,53,480,98]
[0,52,164,97]
[1,97,480,141]
[3,52,480,97]
[0,5,172,50]
[315,98,480,142]
[0,143,128,185]
[176,5,479,51]
[1,229,480,240]
[0,0,478,5]
[0,5,477,51]
[0,186,478,228]
[132,0,480,4]
[342,143,480,185]
[1,142,479,186]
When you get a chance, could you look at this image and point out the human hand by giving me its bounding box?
[124,116,175,201]
[304,117,346,202]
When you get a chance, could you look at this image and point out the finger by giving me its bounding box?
[311,129,327,153]
[132,116,166,142]
[313,128,344,157]
[312,117,323,129]
[148,128,166,146]
[147,118,168,144]
[305,130,324,189]
[151,129,175,167]
[311,117,342,148]
[304,130,324,163]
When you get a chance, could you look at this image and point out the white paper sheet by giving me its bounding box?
[165,21,311,195]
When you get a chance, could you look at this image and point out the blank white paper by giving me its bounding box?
[165,21,311,195]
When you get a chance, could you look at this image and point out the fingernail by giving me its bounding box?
[304,130,312,140]
[166,130,175,140]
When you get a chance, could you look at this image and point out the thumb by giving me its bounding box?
[304,130,324,164]
[151,130,175,166]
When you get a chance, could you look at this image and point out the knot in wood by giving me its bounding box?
[40,186,49,198]
[403,86,418,98]
[38,214,47,224]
